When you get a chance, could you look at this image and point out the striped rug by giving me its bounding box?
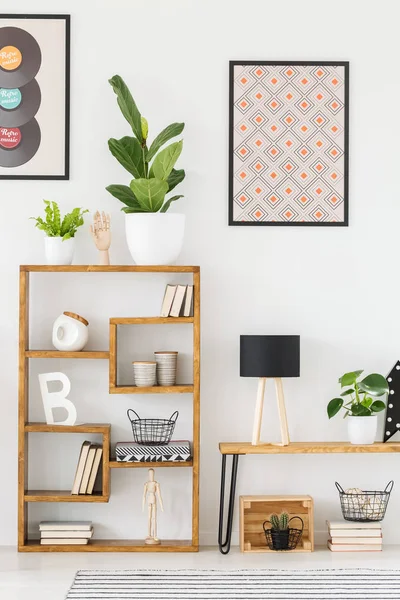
[66,569,400,599]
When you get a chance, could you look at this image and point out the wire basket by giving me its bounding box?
[263,516,304,551]
[127,409,178,445]
[335,481,394,522]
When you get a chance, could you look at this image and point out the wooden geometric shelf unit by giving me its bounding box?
[109,316,195,394]
[18,265,200,552]
[240,495,314,553]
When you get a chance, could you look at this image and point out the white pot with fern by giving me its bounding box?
[31,201,88,265]
[106,75,186,265]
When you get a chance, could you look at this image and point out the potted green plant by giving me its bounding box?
[106,75,185,265]
[263,512,304,551]
[31,200,88,265]
[327,370,389,444]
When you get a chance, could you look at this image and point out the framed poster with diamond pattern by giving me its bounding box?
[229,61,349,226]
[0,14,70,180]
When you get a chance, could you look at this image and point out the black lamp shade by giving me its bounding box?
[240,335,300,378]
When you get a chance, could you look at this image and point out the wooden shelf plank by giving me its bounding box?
[25,423,110,433]
[219,441,400,455]
[25,350,109,359]
[110,384,194,395]
[21,265,199,273]
[110,460,193,468]
[111,317,193,325]
[21,539,197,552]
[24,491,109,503]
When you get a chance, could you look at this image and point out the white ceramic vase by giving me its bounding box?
[52,312,89,352]
[45,237,75,265]
[125,213,185,265]
[347,415,378,445]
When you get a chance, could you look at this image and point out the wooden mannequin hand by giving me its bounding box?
[90,211,111,265]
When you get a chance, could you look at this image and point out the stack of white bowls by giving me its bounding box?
[132,361,157,387]
[154,351,178,386]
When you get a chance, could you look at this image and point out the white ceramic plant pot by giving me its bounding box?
[52,312,89,352]
[347,415,378,445]
[125,213,185,265]
[45,237,75,265]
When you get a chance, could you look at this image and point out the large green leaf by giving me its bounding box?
[370,400,386,413]
[121,206,147,213]
[167,168,185,192]
[327,398,343,419]
[340,388,354,397]
[150,141,183,180]
[109,75,143,141]
[147,123,184,162]
[338,370,363,387]
[106,184,141,209]
[160,195,184,213]
[358,374,389,397]
[351,404,371,416]
[129,178,168,212]
[108,137,145,178]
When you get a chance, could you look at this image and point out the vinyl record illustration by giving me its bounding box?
[0,27,41,88]
[0,79,41,126]
[0,118,41,167]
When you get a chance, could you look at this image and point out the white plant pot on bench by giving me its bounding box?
[125,213,185,265]
[347,415,378,445]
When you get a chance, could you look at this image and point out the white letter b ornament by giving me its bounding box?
[38,372,77,426]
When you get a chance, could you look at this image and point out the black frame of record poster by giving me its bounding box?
[0,14,70,180]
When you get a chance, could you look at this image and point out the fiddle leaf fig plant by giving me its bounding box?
[106,75,185,214]
[327,370,389,419]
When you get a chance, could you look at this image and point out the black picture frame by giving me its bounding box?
[0,14,70,180]
[229,61,349,226]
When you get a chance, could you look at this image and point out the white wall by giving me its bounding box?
[1,0,400,546]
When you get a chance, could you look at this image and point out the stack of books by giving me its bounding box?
[71,441,103,495]
[161,284,193,317]
[40,521,93,545]
[327,520,382,552]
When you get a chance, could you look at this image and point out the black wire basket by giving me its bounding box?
[335,481,394,522]
[127,409,178,445]
[263,516,304,551]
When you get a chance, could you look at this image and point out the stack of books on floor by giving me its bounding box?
[40,521,93,545]
[71,441,103,495]
[161,284,193,317]
[327,520,382,552]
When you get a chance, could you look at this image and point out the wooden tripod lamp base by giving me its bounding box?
[251,377,290,446]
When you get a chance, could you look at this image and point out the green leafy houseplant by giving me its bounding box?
[327,370,389,419]
[106,75,185,214]
[30,200,89,241]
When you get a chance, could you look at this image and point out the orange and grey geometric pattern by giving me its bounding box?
[229,62,349,225]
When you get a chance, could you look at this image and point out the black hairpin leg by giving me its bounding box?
[218,454,239,554]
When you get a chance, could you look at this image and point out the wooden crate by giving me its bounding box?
[240,495,314,553]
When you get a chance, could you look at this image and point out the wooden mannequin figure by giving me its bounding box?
[142,468,164,545]
[90,211,111,265]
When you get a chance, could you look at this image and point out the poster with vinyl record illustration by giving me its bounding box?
[0,15,70,179]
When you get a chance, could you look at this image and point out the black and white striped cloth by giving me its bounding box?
[66,569,400,599]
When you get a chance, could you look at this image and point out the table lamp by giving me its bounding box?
[240,335,300,446]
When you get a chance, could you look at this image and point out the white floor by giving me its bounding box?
[1,545,400,600]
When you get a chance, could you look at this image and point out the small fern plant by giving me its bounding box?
[270,512,289,531]
[31,200,89,241]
